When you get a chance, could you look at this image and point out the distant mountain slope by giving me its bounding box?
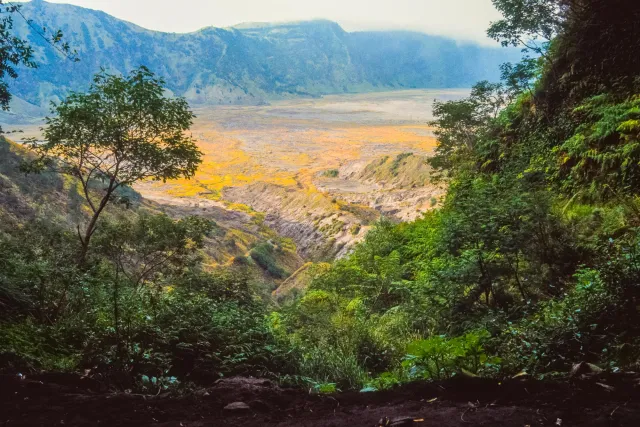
[6,0,520,109]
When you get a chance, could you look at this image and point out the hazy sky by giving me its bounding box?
[25,0,503,45]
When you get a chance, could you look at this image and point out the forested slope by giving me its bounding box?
[2,0,640,403]
[267,0,640,390]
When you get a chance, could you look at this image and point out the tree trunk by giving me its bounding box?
[113,268,122,363]
[77,184,115,265]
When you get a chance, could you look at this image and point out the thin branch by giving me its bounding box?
[76,224,85,245]
[6,1,78,62]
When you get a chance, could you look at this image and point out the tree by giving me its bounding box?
[0,1,76,132]
[428,81,511,177]
[487,0,566,56]
[95,213,213,290]
[27,66,202,263]
[0,2,34,114]
[94,213,213,360]
[0,1,36,134]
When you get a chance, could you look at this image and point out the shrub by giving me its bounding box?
[297,344,368,390]
[322,169,339,178]
[402,330,499,381]
[250,243,288,278]
[498,268,616,375]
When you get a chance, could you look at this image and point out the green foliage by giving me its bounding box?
[39,65,201,185]
[269,280,415,389]
[488,0,563,54]
[25,66,202,262]
[94,213,214,284]
[428,80,518,176]
[361,372,401,392]
[0,219,82,322]
[0,2,36,115]
[0,320,79,373]
[4,0,640,395]
[313,382,338,394]
[269,0,640,390]
[403,331,499,381]
[556,95,640,199]
[0,214,291,387]
[322,169,339,178]
[498,268,615,374]
[296,345,367,390]
[250,242,288,278]
[361,331,499,391]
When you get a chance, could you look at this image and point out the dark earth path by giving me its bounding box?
[2,375,640,426]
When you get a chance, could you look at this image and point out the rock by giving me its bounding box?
[570,361,604,377]
[588,363,604,373]
[596,382,616,392]
[194,389,210,397]
[223,402,250,411]
[378,416,419,427]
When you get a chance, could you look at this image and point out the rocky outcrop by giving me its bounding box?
[223,154,443,261]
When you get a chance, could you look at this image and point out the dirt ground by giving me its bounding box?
[2,374,640,426]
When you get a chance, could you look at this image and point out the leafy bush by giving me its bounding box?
[498,267,626,375]
[361,371,402,392]
[557,95,640,198]
[250,242,288,278]
[402,330,499,381]
[297,345,367,390]
[0,320,79,373]
[322,169,339,178]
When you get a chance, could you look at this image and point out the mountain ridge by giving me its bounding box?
[5,1,520,111]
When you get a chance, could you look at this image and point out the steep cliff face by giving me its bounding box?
[6,1,519,110]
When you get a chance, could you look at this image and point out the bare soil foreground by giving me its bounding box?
[3,375,640,426]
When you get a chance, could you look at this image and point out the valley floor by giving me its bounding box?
[3,375,640,426]
[2,89,458,265]
[137,89,455,261]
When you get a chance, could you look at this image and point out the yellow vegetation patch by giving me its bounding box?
[136,96,439,223]
[223,201,255,214]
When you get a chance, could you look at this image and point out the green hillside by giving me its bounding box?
[4,0,640,409]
